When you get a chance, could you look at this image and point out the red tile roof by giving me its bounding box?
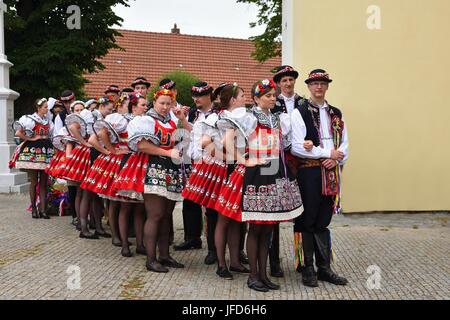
[84,29,281,104]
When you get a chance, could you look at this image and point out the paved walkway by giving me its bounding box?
[0,194,448,300]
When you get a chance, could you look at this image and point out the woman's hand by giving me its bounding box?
[81,141,92,148]
[173,106,186,121]
[114,148,130,155]
[167,148,181,160]
[245,158,267,167]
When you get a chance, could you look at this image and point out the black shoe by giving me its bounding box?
[79,231,99,240]
[136,246,147,256]
[39,210,50,219]
[204,251,217,265]
[261,278,280,290]
[270,263,284,278]
[31,208,39,219]
[146,260,169,273]
[317,268,348,286]
[94,230,112,238]
[159,257,184,268]
[216,266,233,280]
[230,265,250,273]
[71,217,79,226]
[247,277,269,292]
[121,247,133,258]
[112,238,122,247]
[302,266,319,287]
[173,238,202,251]
[239,250,249,265]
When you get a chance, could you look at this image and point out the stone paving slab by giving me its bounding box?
[0,194,448,300]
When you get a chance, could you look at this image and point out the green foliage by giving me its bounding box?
[150,70,200,107]
[4,0,130,116]
[237,0,282,62]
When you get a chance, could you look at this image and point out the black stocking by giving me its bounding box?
[258,225,274,281]
[75,187,82,221]
[108,200,120,242]
[214,214,231,268]
[118,202,131,247]
[79,189,93,235]
[247,223,262,280]
[158,200,175,260]
[228,220,244,269]
[134,204,145,249]
[38,171,48,212]
[143,194,166,262]
[28,171,38,210]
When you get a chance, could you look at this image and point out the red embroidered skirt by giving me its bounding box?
[182,156,228,209]
[58,145,91,183]
[112,152,149,201]
[81,152,124,197]
[45,150,65,178]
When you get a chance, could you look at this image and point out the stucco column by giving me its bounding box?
[0,1,29,193]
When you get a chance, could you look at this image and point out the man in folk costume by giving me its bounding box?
[272,65,305,115]
[174,82,215,257]
[131,76,151,98]
[291,69,349,287]
[265,65,305,278]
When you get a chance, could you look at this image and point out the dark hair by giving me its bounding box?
[220,84,244,109]
[129,94,147,113]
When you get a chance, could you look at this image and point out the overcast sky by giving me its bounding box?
[113,0,265,39]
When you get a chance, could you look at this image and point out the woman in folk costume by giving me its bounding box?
[83,94,148,257]
[10,98,55,219]
[116,89,191,272]
[215,80,307,292]
[80,95,130,245]
[47,101,85,223]
[60,97,114,239]
[195,84,251,280]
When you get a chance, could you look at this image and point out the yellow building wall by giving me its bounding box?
[290,0,450,212]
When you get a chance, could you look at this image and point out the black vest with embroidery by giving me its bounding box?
[188,108,215,124]
[297,100,343,147]
[273,94,305,114]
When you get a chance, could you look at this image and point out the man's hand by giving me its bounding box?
[330,149,344,161]
[322,159,338,170]
[303,140,314,152]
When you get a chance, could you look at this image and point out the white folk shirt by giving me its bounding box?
[281,94,296,114]
[291,101,349,165]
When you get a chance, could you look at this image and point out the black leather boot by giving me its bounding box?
[314,229,348,286]
[269,224,284,277]
[300,232,318,287]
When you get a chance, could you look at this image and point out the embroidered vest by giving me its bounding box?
[154,119,177,150]
[297,100,343,148]
[274,94,305,114]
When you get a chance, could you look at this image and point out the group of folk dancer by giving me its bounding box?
[10,65,349,292]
